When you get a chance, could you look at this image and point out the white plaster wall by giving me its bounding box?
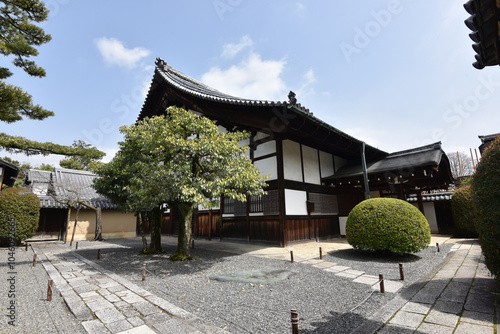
[285,189,308,215]
[283,140,303,182]
[302,145,321,185]
[319,151,334,177]
[423,202,439,233]
[339,216,348,236]
[254,140,276,158]
[254,157,277,180]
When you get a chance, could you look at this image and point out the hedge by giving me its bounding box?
[451,185,478,236]
[346,198,431,254]
[0,188,40,245]
[472,135,500,277]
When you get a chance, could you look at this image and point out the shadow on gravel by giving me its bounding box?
[327,248,422,264]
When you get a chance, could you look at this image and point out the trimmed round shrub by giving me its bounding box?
[0,188,40,246]
[472,135,500,277]
[451,185,478,236]
[346,198,431,254]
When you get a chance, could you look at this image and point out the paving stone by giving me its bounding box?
[98,288,111,296]
[153,318,202,334]
[101,282,123,290]
[74,284,100,294]
[105,294,122,303]
[344,269,365,276]
[465,293,495,314]
[114,300,131,310]
[353,274,379,285]
[81,319,112,334]
[95,307,126,324]
[121,293,145,304]
[454,322,494,334]
[132,301,161,316]
[335,271,359,279]
[425,310,459,327]
[127,316,144,327]
[143,312,172,324]
[86,299,115,312]
[115,324,157,334]
[388,311,425,329]
[120,307,140,318]
[106,319,134,333]
[377,324,415,334]
[145,295,193,319]
[379,280,404,293]
[411,288,441,304]
[417,322,454,334]
[312,261,336,268]
[460,310,495,327]
[330,265,350,272]
[67,277,88,287]
[433,299,464,315]
[400,302,431,315]
[68,299,94,321]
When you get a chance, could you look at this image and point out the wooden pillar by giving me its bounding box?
[276,136,287,247]
[396,184,404,200]
[208,208,212,241]
[416,191,424,214]
[246,195,251,243]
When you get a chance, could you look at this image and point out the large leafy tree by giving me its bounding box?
[94,107,268,259]
[0,0,104,160]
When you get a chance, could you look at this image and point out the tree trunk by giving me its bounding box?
[137,212,148,253]
[70,204,81,245]
[94,207,103,241]
[171,202,194,261]
[64,207,71,243]
[148,206,164,253]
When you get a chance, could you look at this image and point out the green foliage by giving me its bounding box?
[94,106,268,257]
[346,198,431,254]
[472,135,500,277]
[0,133,105,158]
[451,185,478,236]
[59,140,104,170]
[0,187,40,245]
[0,0,53,122]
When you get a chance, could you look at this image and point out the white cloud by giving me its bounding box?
[201,52,287,101]
[296,69,316,98]
[221,35,254,59]
[296,2,306,11]
[95,37,150,69]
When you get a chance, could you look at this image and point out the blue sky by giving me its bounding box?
[3,0,498,167]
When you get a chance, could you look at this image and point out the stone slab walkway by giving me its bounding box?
[355,240,497,334]
[34,242,229,334]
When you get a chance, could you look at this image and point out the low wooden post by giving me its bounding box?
[97,249,101,260]
[33,254,37,267]
[191,239,194,249]
[379,274,385,293]
[47,280,53,301]
[436,243,440,252]
[319,247,323,260]
[290,251,294,263]
[399,263,404,280]
[291,309,299,334]
[142,264,146,281]
[75,242,79,250]
[25,243,28,251]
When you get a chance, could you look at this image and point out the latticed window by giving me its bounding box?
[308,193,338,215]
[249,196,263,213]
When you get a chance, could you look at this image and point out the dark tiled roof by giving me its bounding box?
[326,142,446,179]
[26,168,116,209]
[478,133,499,144]
[155,58,292,109]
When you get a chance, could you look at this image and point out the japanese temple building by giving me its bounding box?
[138,58,455,246]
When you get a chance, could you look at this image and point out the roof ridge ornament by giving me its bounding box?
[155,57,167,68]
[288,91,297,106]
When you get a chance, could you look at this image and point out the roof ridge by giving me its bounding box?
[387,142,442,158]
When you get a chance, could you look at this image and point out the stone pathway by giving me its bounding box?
[34,242,228,334]
[302,259,404,293]
[355,240,497,333]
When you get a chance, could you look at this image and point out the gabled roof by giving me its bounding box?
[26,168,116,209]
[0,158,20,188]
[323,142,455,190]
[478,133,499,154]
[138,58,388,162]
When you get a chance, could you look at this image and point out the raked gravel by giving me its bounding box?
[72,238,452,334]
[0,244,86,334]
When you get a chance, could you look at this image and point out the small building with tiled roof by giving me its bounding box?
[139,59,456,245]
[478,133,499,155]
[25,168,136,241]
[0,158,20,189]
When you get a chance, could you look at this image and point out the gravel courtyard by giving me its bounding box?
[71,237,452,334]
